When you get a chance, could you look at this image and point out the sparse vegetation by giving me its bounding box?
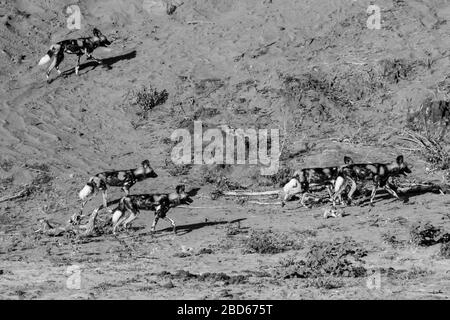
[381,232,406,248]
[305,276,345,290]
[0,159,14,172]
[279,238,367,279]
[156,270,248,285]
[409,222,450,247]
[401,130,450,170]
[244,229,303,254]
[439,242,450,259]
[131,85,169,119]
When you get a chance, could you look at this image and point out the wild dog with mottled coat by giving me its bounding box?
[111,185,193,234]
[281,156,354,208]
[332,155,412,206]
[77,160,158,221]
[38,28,111,81]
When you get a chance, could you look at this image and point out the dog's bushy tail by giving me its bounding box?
[38,48,55,66]
[111,197,128,226]
[79,177,95,200]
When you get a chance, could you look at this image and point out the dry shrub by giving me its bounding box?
[280,238,367,279]
[244,230,303,254]
[381,232,406,248]
[387,266,433,281]
[131,85,169,119]
[401,129,450,170]
[157,270,248,285]
[0,159,14,172]
[378,58,417,83]
[409,222,450,247]
[305,276,345,290]
[201,165,245,192]
[225,222,246,236]
[407,98,450,137]
[164,159,192,176]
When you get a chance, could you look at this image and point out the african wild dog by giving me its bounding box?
[38,28,111,81]
[332,155,412,206]
[111,185,193,235]
[75,160,158,222]
[281,156,354,208]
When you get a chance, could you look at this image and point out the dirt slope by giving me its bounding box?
[0,0,449,299]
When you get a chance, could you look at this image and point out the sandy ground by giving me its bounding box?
[0,0,450,299]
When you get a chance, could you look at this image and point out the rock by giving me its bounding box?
[161,280,174,289]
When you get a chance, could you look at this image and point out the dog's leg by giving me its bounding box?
[46,58,57,81]
[122,184,131,196]
[122,210,138,230]
[101,189,112,213]
[384,183,401,200]
[164,217,176,234]
[346,178,357,205]
[150,216,159,233]
[300,193,312,209]
[87,53,102,64]
[369,184,379,205]
[326,185,333,199]
[53,51,64,77]
[75,55,81,75]
[332,177,346,207]
[71,198,91,224]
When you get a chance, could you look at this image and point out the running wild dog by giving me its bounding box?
[77,160,158,220]
[281,156,354,208]
[38,28,111,81]
[332,155,412,206]
[111,185,193,234]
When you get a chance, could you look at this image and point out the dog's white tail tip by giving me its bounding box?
[79,185,93,200]
[112,210,123,226]
[38,55,51,66]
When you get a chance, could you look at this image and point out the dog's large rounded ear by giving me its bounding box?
[292,170,300,179]
[141,160,151,168]
[396,155,404,165]
[93,28,101,37]
[344,156,353,164]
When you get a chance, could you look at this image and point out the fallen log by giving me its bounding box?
[397,182,447,194]
[0,188,29,203]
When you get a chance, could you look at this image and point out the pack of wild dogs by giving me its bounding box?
[37,29,412,235]
[72,155,411,235]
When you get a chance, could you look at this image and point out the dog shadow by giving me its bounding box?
[187,187,201,197]
[59,50,137,79]
[140,218,247,237]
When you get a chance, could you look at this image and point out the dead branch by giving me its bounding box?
[248,201,282,205]
[0,188,29,203]
[176,205,226,209]
[223,190,280,197]
[187,20,214,25]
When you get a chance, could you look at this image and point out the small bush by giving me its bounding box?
[409,222,450,247]
[279,238,367,279]
[131,85,169,119]
[0,159,14,172]
[244,230,302,254]
[306,276,345,290]
[381,232,406,248]
[225,222,246,236]
[164,160,192,176]
[401,130,450,170]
